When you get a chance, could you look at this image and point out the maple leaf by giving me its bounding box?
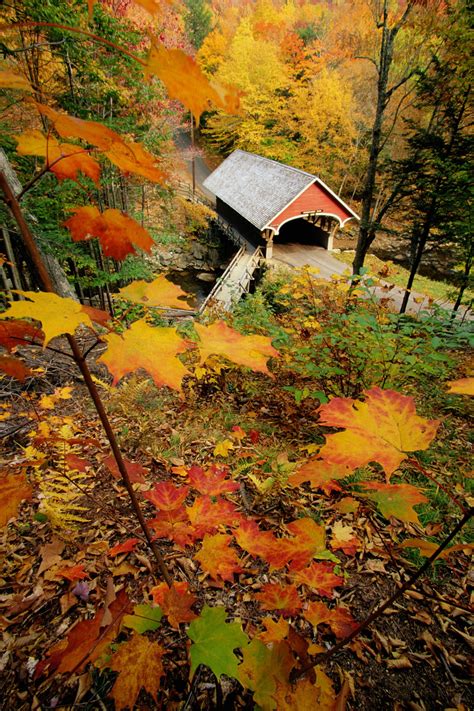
[357,481,428,524]
[99,320,190,391]
[255,583,302,616]
[107,633,165,710]
[319,388,439,478]
[144,481,189,510]
[272,678,322,710]
[400,538,474,559]
[289,457,353,494]
[15,130,101,184]
[65,454,90,472]
[188,605,249,679]
[194,321,279,375]
[0,292,94,346]
[187,464,239,496]
[291,562,343,599]
[0,68,32,91]
[55,564,89,581]
[151,581,197,628]
[80,305,113,328]
[36,104,166,183]
[447,377,474,395]
[0,354,31,381]
[258,617,290,644]
[186,495,243,537]
[234,519,279,560]
[103,454,148,484]
[213,439,235,457]
[123,603,163,634]
[0,472,32,526]
[330,521,361,556]
[64,206,153,260]
[118,276,192,310]
[0,319,44,350]
[285,518,328,570]
[145,42,240,123]
[304,601,358,639]
[149,506,196,548]
[108,538,140,558]
[37,589,131,676]
[194,533,244,582]
[238,638,294,711]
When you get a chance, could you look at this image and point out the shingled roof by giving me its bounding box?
[203,150,358,230]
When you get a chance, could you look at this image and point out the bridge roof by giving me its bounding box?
[203,150,358,231]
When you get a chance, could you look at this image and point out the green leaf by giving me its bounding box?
[122,603,163,633]
[187,605,249,679]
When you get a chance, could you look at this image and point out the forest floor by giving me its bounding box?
[1,287,473,711]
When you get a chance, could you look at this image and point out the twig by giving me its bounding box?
[291,506,473,681]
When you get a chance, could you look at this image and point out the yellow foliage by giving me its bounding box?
[27,416,90,531]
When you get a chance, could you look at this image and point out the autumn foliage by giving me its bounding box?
[0,1,472,709]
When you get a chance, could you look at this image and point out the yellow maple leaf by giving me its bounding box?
[319,387,439,479]
[446,377,474,396]
[99,319,190,391]
[107,633,165,710]
[118,275,192,310]
[0,292,94,347]
[213,439,235,457]
[194,321,279,375]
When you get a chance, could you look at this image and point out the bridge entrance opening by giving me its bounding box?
[275,218,332,249]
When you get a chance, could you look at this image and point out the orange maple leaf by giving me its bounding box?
[107,633,165,710]
[15,130,101,185]
[186,495,243,537]
[289,457,352,495]
[0,68,32,91]
[187,464,239,496]
[99,320,190,391]
[108,538,140,558]
[446,377,474,395]
[151,581,197,628]
[144,481,190,511]
[149,506,196,548]
[291,562,343,599]
[0,319,44,350]
[64,206,154,260]
[0,291,94,346]
[0,354,31,382]
[194,321,279,375]
[36,589,131,676]
[36,103,166,183]
[145,42,240,123]
[319,388,439,479]
[0,472,32,527]
[194,533,244,582]
[118,275,192,310]
[103,454,148,484]
[255,582,302,616]
[304,601,357,639]
[55,564,89,581]
[257,617,290,644]
[330,521,361,556]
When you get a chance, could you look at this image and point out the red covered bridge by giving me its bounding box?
[203,150,359,259]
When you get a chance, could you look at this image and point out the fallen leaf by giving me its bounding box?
[258,617,290,644]
[188,605,249,679]
[187,464,239,495]
[150,581,197,628]
[144,482,189,510]
[304,601,358,639]
[103,454,147,484]
[108,538,140,558]
[291,562,343,599]
[238,638,294,710]
[194,321,279,375]
[122,603,163,633]
[0,471,33,526]
[319,388,439,478]
[255,583,302,617]
[107,633,165,710]
[446,377,474,395]
[194,533,244,582]
[357,481,428,524]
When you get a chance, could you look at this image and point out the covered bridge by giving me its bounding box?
[203,150,359,259]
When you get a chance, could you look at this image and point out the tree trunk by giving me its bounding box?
[0,148,77,300]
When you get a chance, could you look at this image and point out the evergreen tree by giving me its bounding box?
[184,0,212,50]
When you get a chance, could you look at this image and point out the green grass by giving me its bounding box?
[334,252,472,304]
